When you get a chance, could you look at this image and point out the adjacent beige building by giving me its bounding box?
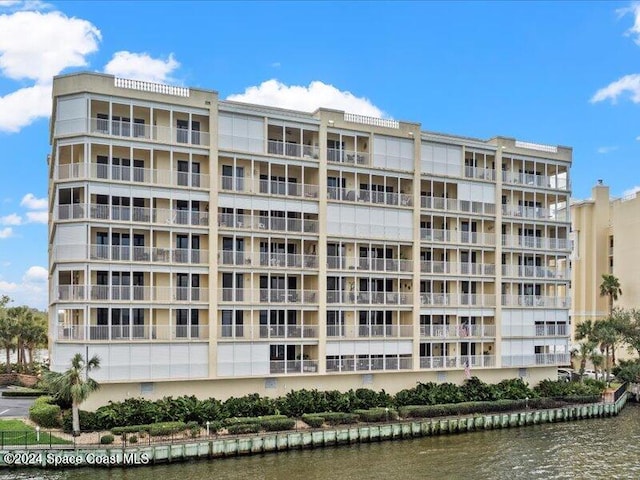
[571,181,640,334]
[48,73,572,409]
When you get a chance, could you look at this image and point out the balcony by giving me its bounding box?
[501,295,570,308]
[464,166,496,181]
[217,213,318,234]
[420,261,495,276]
[67,245,209,265]
[326,148,369,166]
[267,141,318,159]
[218,288,318,304]
[419,355,496,369]
[56,204,209,227]
[217,324,319,340]
[326,256,412,273]
[218,251,318,269]
[420,229,495,246]
[502,171,569,191]
[501,235,570,251]
[535,324,568,337]
[502,353,570,367]
[325,356,413,373]
[269,360,319,374]
[326,324,414,339]
[56,324,209,342]
[419,293,496,307]
[501,265,569,280]
[56,285,85,301]
[87,117,211,147]
[55,163,210,189]
[501,205,569,222]
[326,291,413,306]
[220,176,319,199]
[328,187,412,207]
[420,196,496,216]
[86,285,209,303]
[419,324,496,338]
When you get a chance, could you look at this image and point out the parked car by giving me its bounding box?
[583,369,597,379]
[557,368,572,382]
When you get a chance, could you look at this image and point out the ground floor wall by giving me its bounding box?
[82,366,557,410]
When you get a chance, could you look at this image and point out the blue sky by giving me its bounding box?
[1,0,639,308]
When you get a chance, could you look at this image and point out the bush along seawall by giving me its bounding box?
[0,378,629,468]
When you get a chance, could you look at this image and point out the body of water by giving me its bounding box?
[1,404,639,480]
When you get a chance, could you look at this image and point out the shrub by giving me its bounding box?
[354,408,398,423]
[307,412,358,426]
[223,414,287,427]
[535,379,604,398]
[34,395,55,406]
[301,415,324,428]
[111,425,149,435]
[227,423,261,435]
[129,435,138,444]
[259,418,296,432]
[493,378,535,400]
[460,377,498,402]
[62,410,101,433]
[100,434,114,445]
[148,421,187,437]
[222,394,277,418]
[29,398,62,428]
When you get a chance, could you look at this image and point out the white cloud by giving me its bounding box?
[20,193,47,210]
[597,146,619,154]
[590,74,640,104]
[25,211,47,224]
[227,79,387,117]
[0,265,48,308]
[0,10,100,82]
[623,185,640,197]
[619,2,640,45]
[0,83,51,132]
[0,227,13,239]
[0,213,21,225]
[0,8,100,133]
[23,265,47,283]
[270,62,281,68]
[104,51,179,83]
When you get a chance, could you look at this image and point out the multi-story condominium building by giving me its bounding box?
[49,73,572,408]
[571,181,640,331]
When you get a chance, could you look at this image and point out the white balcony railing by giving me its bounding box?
[56,203,209,227]
[501,295,570,308]
[325,356,412,373]
[217,213,318,234]
[420,229,495,246]
[326,291,413,306]
[464,166,496,181]
[56,324,209,342]
[419,355,496,369]
[326,256,413,273]
[52,244,208,265]
[218,289,318,304]
[419,293,496,307]
[502,171,569,191]
[326,324,414,339]
[217,324,319,340]
[501,235,570,250]
[326,148,369,165]
[501,205,569,222]
[534,324,568,336]
[420,196,496,216]
[419,261,495,276]
[218,251,319,269]
[419,324,496,338]
[501,264,569,279]
[220,176,319,199]
[502,353,570,367]
[269,360,319,374]
[87,117,210,147]
[267,140,319,159]
[327,187,412,207]
[84,285,209,303]
[56,163,210,189]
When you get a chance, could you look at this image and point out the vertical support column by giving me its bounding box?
[317,116,328,375]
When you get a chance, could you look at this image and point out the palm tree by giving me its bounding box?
[0,315,17,371]
[600,274,622,316]
[574,341,597,382]
[48,353,101,435]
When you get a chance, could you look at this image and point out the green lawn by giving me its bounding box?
[0,419,70,446]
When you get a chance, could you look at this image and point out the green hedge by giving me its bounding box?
[354,408,399,422]
[227,423,261,435]
[223,414,287,426]
[260,418,296,432]
[62,410,101,433]
[29,397,62,428]
[100,434,114,445]
[301,414,324,428]
[111,424,151,435]
[148,421,187,436]
[304,412,358,426]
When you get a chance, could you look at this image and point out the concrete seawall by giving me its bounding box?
[0,394,628,468]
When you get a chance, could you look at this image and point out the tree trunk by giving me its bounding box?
[72,400,80,435]
[5,347,9,372]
